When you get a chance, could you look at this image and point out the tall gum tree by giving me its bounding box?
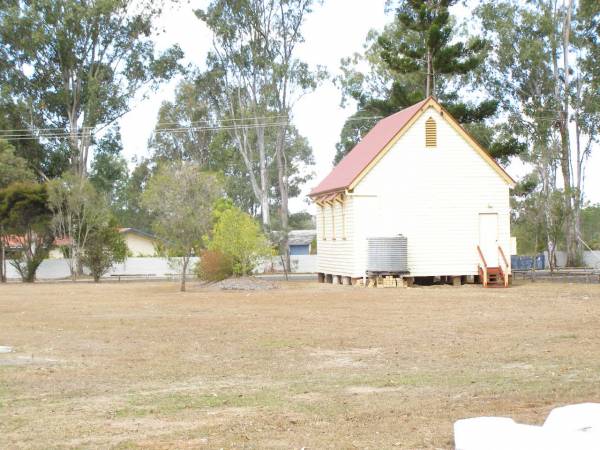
[477,0,599,266]
[0,0,183,177]
[197,0,324,266]
[148,78,314,219]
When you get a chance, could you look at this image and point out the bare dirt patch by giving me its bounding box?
[311,347,382,368]
[204,276,278,291]
[1,280,600,449]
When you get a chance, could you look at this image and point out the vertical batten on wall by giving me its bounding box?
[341,199,346,239]
[331,203,336,240]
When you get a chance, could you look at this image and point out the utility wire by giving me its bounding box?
[0,114,387,141]
[0,113,567,142]
[0,114,291,135]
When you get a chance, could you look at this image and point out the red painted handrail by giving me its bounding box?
[498,246,509,268]
[477,245,487,268]
[477,245,488,287]
[498,246,509,287]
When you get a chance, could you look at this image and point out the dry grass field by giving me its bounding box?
[1,280,600,449]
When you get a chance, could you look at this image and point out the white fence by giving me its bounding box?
[255,255,317,274]
[5,257,200,281]
[107,257,199,277]
[544,251,600,269]
[5,255,318,280]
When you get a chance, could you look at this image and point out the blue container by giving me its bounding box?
[511,254,545,270]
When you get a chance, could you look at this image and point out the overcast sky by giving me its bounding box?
[119,0,599,213]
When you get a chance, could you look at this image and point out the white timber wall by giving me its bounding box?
[349,106,511,278]
[316,196,356,277]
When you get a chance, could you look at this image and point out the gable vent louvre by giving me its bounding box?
[425,117,437,147]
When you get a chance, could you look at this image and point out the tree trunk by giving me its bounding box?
[180,257,188,292]
[230,112,271,229]
[77,256,84,276]
[70,248,78,282]
[257,125,270,228]
[68,113,81,175]
[275,122,290,272]
[24,265,35,283]
[561,0,579,266]
[550,0,577,267]
[571,67,593,265]
[0,228,6,283]
[574,100,583,261]
[538,142,555,272]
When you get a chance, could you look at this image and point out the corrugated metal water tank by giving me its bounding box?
[367,235,408,273]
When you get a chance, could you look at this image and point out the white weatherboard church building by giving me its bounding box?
[310,97,516,287]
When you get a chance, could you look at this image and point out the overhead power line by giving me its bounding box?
[0,114,387,142]
[0,114,291,136]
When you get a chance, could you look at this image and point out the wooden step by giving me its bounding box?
[480,266,508,288]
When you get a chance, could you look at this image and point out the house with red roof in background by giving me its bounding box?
[3,228,158,259]
[309,97,516,288]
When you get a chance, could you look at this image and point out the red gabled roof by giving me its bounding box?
[310,99,428,196]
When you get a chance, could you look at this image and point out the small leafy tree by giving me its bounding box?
[0,140,36,282]
[47,173,111,280]
[0,182,53,282]
[82,218,127,282]
[207,206,271,276]
[142,163,222,292]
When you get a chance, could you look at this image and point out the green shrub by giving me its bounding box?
[206,206,271,276]
[82,219,128,282]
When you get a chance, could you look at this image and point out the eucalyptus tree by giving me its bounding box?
[149,80,215,167]
[196,0,323,237]
[0,98,63,178]
[149,77,315,221]
[572,0,600,254]
[89,126,129,213]
[149,79,259,214]
[0,0,183,178]
[477,0,600,265]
